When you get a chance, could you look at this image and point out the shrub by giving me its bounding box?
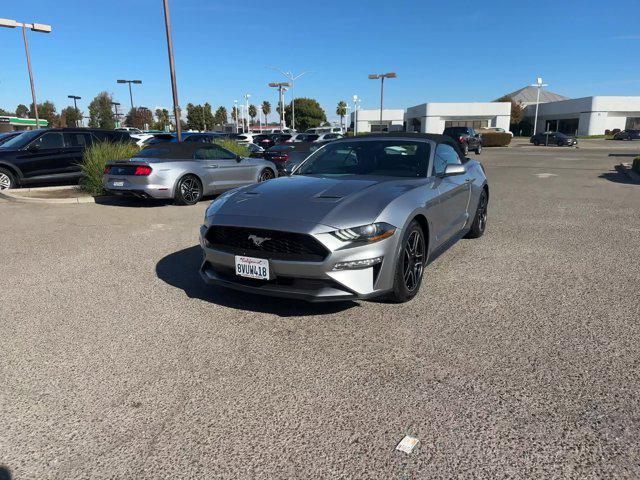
[633,156,640,174]
[213,139,250,157]
[80,141,139,195]
[480,132,511,147]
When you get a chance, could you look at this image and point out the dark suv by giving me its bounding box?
[442,126,482,155]
[0,128,132,190]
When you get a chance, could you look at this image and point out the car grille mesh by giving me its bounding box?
[205,226,329,262]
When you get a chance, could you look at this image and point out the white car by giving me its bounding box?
[233,133,259,143]
[306,127,343,134]
[313,133,344,142]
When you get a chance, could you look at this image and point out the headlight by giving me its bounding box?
[331,222,396,243]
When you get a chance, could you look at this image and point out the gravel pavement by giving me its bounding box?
[1,145,639,479]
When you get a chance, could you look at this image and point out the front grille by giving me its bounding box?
[205,226,329,262]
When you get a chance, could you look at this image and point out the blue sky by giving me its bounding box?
[1,0,639,122]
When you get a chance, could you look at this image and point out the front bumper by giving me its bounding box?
[198,220,400,302]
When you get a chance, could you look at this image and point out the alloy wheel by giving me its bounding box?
[259,169,274,182]
[0,172,11,190]
[402,230,424,292]
[180,177,201,203]
[477,193,488,232]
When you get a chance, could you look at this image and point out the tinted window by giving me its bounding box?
[194,145,236,160]
[1,129,41,149]
[64,132,92,147]
[134,147,170,157]
[31,132,64,149]
[295,140,429,177]
[433,143,461,176]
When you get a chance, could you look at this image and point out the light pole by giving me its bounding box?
[0,18,52,129]
[161,0,182,141]
[352,95,361,136]
[368,72,396,132]
[531,76,548,135]
[244,93,251,133]
[268,67,310,131]
[68,95,81,127]
[269,82,290,130]
[233,100,239,133]
[117,79,142,111]
[111,101,121,128]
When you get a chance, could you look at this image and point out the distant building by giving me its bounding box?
[404,102,511,134]
[349,109,405,133]
[0,116,49,133]
[523,96,640,135]
[500,85,570,107]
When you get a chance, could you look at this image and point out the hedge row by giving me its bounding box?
[479,132,512,147]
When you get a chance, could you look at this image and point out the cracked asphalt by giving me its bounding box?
[1,143,639,479]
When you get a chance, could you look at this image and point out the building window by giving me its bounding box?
[444,120,489,129]
[626,117,640,129]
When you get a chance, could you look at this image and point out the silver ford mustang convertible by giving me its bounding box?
[199,133,488,302]
[103,142,277,205]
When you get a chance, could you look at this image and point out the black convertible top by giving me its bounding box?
[134,141,230,159]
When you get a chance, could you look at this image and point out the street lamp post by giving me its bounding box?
[233,100,239,133]
[161,0,182,142]
[268,82,291,130]
[531,76,548,136]
[368,72,397,132]
[0,18,52,129]
[268,67,310,132]
[111,101,121,127]
[68,95,81,127]
[117,79,142,111]
[352,95,361,136]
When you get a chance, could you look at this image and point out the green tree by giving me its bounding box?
[336,101,347,129]
[0,107,11,116]
[261,101,271,125]
[15,104,29,118]
[203,103,214,131]
[248,104,257,125]
[154,108,170,131]
[88,92,116,129]
[186,103,210,130]
[284,98,326,132]
[125,107,154,130]
[29,100,58,127]
[214,106,228,125]
[494,95,523,125]
[61,106,83,127]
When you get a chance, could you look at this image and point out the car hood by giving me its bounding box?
[214,174,424,229]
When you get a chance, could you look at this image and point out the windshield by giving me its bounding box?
[294,140,430,178]
[0,130,42,149]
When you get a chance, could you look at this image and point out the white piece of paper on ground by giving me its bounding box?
[396,435,419,454]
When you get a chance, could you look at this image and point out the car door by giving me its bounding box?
[194,146,222,194]
[199,145,254,192]
[430,143,472,246]
[17,131,67,178]
[63,132,93,174]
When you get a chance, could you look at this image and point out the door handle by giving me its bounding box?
[465,178,472,182]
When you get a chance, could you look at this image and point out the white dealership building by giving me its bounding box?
[404,102,512,134]
[523,96,640,135]
[349,109,405,133]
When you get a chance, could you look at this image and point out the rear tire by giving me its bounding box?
[462,144,469,155]
[174,174,203,205]
[465,189,488,239]
[533,139,540,146]
[0,168,16,190]
[386,220,426,303]
[556,140,563,147]
[475,144,482,154]
[258,168,275,182]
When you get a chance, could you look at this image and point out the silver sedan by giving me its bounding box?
[199,133,489,302]
[103,142,277,205]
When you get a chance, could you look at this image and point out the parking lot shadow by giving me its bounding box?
[94,196,174,208]
[0,466,12,480]
[155,246,357,317]
[599,168,640,185]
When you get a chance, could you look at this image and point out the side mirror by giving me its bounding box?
[442,164,467,177]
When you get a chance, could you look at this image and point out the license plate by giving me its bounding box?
[113,181,125,187]
[235,256,269,280]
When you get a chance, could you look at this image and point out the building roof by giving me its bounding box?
[500,86,570,104]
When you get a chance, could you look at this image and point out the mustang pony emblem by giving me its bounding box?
[248,235,271,247]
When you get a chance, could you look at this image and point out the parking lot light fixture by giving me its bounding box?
[368,72,397,132]
[68,95,82,127]
[269,82,291,130]
[244,93,251,132]
[161,0,182,142]
[268,67,310,132]
[531,76,548,135]
[0,17,52,129]
[117,79,142,111]
[352,95,361,136]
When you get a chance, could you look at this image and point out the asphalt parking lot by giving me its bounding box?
[1,144,639,479]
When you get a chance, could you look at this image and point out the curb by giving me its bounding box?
[0,188,98,204]
[615,163,640,183]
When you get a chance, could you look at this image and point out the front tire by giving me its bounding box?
[0,168,16,190]
[465,189,488,239]
[475,144,482,154]
[387,220,426,303]
[533,139,540,146]
[174,174,203,205]
[462,143,469,155]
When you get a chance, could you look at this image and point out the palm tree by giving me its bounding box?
[336,101,347,130]
[248,104,257,127]
[261,101,271,126]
